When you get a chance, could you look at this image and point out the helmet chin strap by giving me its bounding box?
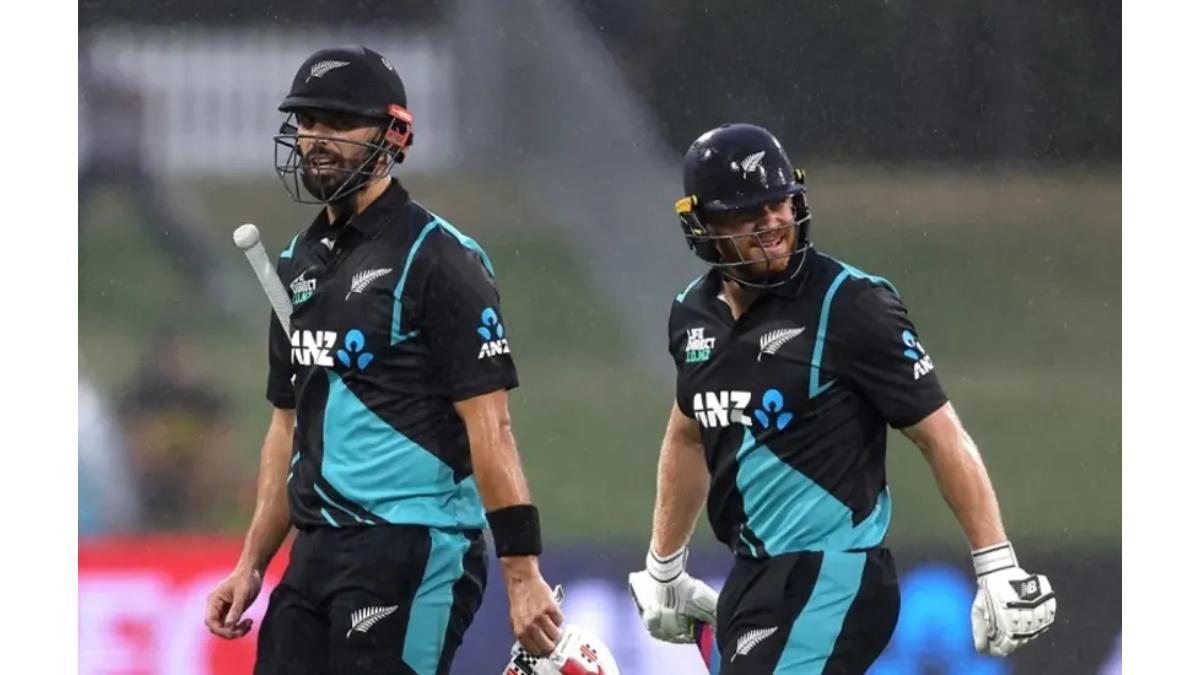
[326,173,392,221]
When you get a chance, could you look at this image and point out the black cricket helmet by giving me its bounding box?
[274,45,415,205]
[675,123,812,288]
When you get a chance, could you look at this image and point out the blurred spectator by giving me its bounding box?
[78,35,146,181]
[79,371,141,536]
[118,331,252,531]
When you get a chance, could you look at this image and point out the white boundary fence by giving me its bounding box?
[84,27,460,176]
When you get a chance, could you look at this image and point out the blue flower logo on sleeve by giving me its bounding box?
[902,329,935,379]
[477,307,505,341]
[477,307,511,359]
[902,329,925,361]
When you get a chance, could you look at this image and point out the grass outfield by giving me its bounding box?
[80,167,1119,548]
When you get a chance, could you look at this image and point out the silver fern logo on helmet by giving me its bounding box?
[307,59,350,82]
[739,151,766,177]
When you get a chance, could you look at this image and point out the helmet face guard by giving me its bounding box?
[273,105,413,206]
[676,169,813,289]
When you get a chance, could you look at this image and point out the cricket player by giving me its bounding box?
[202,46,562,674]
[628,124,1057,673]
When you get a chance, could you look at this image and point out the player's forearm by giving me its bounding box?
[466,412,532,510]
[236,410,295,574]
[456,393,544,581]
[911,407,1007,549]
[650,409,709,557]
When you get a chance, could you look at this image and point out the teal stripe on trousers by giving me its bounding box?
[401,529,470,674]
[775,551,867,674]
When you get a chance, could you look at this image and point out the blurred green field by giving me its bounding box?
[80,167,1119,548]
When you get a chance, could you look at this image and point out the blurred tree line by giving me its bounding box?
[586,0,1119,162]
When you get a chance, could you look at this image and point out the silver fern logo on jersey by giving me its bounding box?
[308,59,350,82]
[732,626,778,660]
[758,327,805,361]
[346,267,393,300]
[346,605,398,637]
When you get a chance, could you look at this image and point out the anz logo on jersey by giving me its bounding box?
[902,329,935,380]
[291,330,337,367]
[290,329,375,370]
[694,389,797,431]
[692,390,753,429]
[477,307,510,359]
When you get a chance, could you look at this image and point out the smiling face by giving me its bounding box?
[704,197,798,281]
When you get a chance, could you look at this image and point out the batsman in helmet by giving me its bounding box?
[629,124,1057,673]
[202,46,562,674]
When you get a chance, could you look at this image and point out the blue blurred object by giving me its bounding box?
[450,550,1112,675]
[1099,633,1121,675]
[78,373,140,536]
[872,565,1007,674]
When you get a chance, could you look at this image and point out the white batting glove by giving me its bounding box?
[628,547,718,644]
[970,542,1057,657]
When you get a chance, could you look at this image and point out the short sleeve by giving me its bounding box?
[421,243,519,401]
[265,311,296,409]
[843,286,947,428]
[667,299,693,416]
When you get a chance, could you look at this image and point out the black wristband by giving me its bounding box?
[486,504,543,557]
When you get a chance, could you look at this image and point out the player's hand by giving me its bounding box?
[969,542,1057,657]
[501,556,564,657]
[204,566,263,640]
[504,589,621,675]
[628,546,718,644]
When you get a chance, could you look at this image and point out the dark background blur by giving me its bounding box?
[78,1,1120,673]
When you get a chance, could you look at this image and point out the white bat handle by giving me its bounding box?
[234,223,293,335]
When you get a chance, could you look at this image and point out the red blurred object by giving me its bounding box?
[694,622,717,673]
[79,535,291,675]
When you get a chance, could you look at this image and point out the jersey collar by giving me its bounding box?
[770,247,817,298]
[308,178,410,242]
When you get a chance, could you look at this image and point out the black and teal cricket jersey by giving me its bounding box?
[266,179,518,531]
[671,251,948,673]
[669,251,948,559]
